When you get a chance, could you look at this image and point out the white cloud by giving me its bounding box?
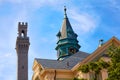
[69,9,100,34]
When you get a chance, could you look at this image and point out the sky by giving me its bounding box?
[0,0,120,80]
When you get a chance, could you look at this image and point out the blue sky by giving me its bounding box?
[0,0,120,80]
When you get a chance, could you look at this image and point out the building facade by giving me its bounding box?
[15,7,120,80]
[32,7,120,80]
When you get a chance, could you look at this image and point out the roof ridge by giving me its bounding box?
[35,58,57,61]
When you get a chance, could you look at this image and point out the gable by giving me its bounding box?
[72,36,120,71]
[84,36,120,63]
[32,59,44,73]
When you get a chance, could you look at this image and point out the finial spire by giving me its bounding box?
[64,6,67,18]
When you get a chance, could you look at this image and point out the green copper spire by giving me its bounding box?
[56,7,80,60]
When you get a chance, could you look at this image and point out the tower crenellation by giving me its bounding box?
[18,22,28,38]
[18,22,28,26]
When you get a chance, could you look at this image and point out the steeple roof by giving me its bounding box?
[60,6,76,39]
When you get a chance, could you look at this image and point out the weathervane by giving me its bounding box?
[64,6,67,18]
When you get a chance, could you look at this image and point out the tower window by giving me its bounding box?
[22,66,24,69]
[69,47,76,54]
[21,30,25,37]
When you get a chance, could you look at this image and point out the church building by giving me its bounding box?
[15,7,120,80]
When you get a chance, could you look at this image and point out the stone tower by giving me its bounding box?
[15,22,30,80]
[55,7,80,60]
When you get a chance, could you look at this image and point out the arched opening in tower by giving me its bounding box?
[21,30,25,37]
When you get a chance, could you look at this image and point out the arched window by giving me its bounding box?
[69,47,76,54]
[21,30,25,37]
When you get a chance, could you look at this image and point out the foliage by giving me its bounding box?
[106,45,120,80]
[78,51,109,80]
[79,60,109,74]
[78,45,120,80]
[89,62,101,74]
[78,64,89,73]
[98,59,110,69]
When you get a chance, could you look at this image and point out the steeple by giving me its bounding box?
[56,7,80,60]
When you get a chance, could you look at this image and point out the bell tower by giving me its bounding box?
[56,7,80,60]
[15,22,30,80]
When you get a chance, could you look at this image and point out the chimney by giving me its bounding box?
[98,39,104,47]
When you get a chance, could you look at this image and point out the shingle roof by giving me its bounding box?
[60,17,74,39]
[36,51,90,70]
